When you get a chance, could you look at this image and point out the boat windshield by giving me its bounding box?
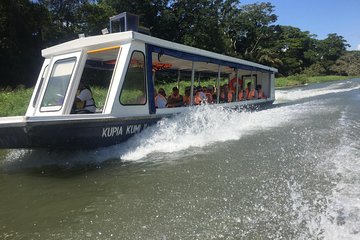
[40,58,76,112]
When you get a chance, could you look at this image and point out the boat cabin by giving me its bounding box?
[26,14,277,120]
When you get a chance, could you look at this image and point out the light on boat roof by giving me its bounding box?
[87,46,121,54]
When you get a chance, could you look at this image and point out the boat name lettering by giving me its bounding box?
[126,124,141,135]
[102,126,123,138]
[102,124,144,138]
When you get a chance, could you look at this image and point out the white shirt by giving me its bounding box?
[155,94,167,108]
[77,89,96,113]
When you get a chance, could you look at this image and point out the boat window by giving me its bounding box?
[152,51,229,107]
[72,46,121,114]
[149,45,273,107]
[40,58,76,112]
[242,74,257,86]
[32,64,49,108]
[120,51,146,105]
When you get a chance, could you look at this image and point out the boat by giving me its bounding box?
[0,13,277,150]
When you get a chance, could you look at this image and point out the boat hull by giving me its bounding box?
[0,116,162,150]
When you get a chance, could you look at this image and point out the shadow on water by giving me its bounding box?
[0,148,152,178]
[0,142,217,178]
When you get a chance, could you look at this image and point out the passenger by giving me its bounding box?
[219,85,226,103]
[205,85,214,103]
[73,81,96,114]
[167,87,183,108]
[202,86,208,93]
[212,86,217,103]
[238,85,245,101]
[197,86,206,100]
[194,86,206,105]
[183,87,191,106]
[193,87,202,105]
[257,84,266,99]
[225,84,235,102]
[155,88,167,108]
[246,82,257,100]
[220,84,233,103]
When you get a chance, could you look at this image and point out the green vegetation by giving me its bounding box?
[91,86,109,109]
[0,87,33,117]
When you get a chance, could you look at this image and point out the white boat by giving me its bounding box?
[0,13,277,150]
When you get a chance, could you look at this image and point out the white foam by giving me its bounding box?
[318,111,360,239]
[275,83,360,103]
[119,103,316,161]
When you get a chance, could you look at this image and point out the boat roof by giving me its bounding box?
[42,31,277,73]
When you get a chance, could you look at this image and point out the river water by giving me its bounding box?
[0,78,359,239]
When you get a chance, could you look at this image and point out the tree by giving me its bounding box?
[166,0,226,53]
[274,26,316,76]
[38,0,93,45]
[331,51,360,76]
[0,0,49,87]
[223,2,277,60]
[316,33,349,74]
[76,2,115,36]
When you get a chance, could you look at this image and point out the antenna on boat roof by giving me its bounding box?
[109,12,151,35]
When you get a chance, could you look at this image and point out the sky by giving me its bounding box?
[240,0,360,50]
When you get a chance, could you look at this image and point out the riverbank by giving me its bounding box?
[275,75,358,88]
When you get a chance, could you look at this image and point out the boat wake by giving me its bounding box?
[118,101,323,161]
[275,80,360,103]
[317,109,360,239]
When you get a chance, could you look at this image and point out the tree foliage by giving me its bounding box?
[331,51,360,76]
[0,0,356,88]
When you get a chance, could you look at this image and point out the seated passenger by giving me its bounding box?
[225,84,235,102]
[212,86,217,103]
[246,82,257,100]
[220,84,233,103]
[194,86,206,105]
[257,84,266,99]
[167,87,183,108]
[155,88,167,108]
[219,85,226,103]
[197,86,206,100]
[205,85,214,103]
[194,88,202,105]
[73,81,96,114]
[183,87,191,106]
[238,86,245,101]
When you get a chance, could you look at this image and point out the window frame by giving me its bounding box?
[39,57,77,112]
[119,50,147,106]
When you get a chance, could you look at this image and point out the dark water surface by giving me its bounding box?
[1,79,359,239]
